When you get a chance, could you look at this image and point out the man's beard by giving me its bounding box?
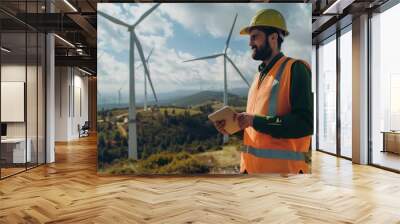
[252,42,272,61]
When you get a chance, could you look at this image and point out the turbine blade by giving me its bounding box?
[183,53,223,63]
[225,13,238,53]
[135,51,151,73]
[226,55,250,87]
[133,3,161,27]
[146,48,154,63]
[133,32,158,103]
[136,63,143,69]
[98,11,130,27]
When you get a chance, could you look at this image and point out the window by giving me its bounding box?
[371,3,400,171]
[339,28,352,158]
[317,36,337,154]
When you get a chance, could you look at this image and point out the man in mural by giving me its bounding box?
[214,9,313,174]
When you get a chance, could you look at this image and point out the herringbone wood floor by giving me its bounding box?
[1,135,400,224]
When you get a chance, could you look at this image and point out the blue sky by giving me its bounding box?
[97,3,311,104]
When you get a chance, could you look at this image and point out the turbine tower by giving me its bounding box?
[183,13,250,143]
[118,87,122,106]
[98,92,104,112]
[98,3,160,160]
[136,48,154,111]
[193,70,202,91]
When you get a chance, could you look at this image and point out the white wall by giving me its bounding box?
[55,67,69,141]
[1,65,26,138]
[1,65,41,138]
[72,72,89,138]
[1,63,46,164]
[55,67,89,141]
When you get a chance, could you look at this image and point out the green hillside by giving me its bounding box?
[100,141,242,175]
[169,90,247,107]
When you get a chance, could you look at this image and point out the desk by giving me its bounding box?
[1,138,31,163]
[382,131,400,154]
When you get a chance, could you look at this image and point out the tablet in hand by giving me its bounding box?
[208,106,240,134]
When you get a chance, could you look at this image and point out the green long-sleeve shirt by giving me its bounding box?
[251,53,313,138]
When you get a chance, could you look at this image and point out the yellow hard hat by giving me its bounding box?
[240,9,289,36]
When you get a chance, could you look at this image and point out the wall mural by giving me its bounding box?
[97,3,312,175]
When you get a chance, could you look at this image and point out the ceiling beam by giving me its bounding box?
[11,13,81,32]
[55,55,96,73]
[312,15,335,33]
[322,0,356,14]
[67,13,97,46]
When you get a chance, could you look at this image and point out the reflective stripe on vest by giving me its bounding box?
[241,146,306,161]
[267,57,291,117]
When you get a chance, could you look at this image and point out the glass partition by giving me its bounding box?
[1,30,28,177]
[0,1,46,179]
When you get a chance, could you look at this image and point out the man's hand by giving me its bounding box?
[235,112,254,130]
[214,120,229,135]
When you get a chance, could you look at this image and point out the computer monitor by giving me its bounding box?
[1,123,7,137]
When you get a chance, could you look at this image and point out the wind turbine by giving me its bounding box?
[98,92,104,112]
[183,13,250,143]
[192,70,203,91]
[98,4,160,160]
[136,48,154,111]
[118,87,123,106]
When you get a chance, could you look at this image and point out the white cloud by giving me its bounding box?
[160,4,245,38]
[97,50,129,95]
[97,3,173,53]
[157,3,311,63]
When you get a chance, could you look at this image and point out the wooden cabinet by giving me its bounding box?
[382,132,400,154]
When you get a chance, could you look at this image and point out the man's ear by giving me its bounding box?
[268,33,278,49]
[270,33,278,42]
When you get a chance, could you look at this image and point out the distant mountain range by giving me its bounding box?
[165,90,245,107]
[99,88,249,110]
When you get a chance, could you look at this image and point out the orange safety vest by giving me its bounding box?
[241,56,311,174]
